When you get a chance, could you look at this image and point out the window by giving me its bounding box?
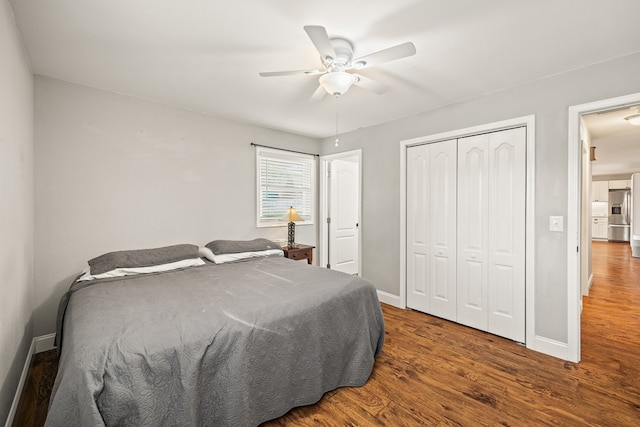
[256,146,315,227]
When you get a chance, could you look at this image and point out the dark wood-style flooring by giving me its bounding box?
[13,241,640,426]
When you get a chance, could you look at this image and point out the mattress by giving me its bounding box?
[46,255,384,426]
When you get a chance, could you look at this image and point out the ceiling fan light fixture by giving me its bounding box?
[319,72,356,97]
[624,112,640,125]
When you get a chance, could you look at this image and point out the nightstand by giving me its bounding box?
[282,244,315,264]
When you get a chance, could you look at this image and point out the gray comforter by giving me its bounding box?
[46,256,384,426]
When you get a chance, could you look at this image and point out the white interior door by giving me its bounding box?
[407,140,457,320]
[457,134,490,332]
[406,144,431,313]
[457,128,526,342]
[329,158,359,274]
[486,127,526,342]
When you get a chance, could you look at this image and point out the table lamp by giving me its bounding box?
[286,206,303,247]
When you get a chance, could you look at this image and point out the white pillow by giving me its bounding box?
[199,246,283,264]
[77,257,206,281]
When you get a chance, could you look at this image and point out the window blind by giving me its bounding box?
[256,147,315,227]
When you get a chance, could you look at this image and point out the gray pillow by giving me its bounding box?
[88,244,200,275]
[205,238,281,255]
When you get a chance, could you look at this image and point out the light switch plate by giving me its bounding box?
[550,216,564,232]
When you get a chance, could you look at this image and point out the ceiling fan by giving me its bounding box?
[259,25,416,101]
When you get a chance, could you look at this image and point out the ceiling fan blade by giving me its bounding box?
[351,42,416,69]
[352,74,388,95]
[259,69,323,77]
[303,25,336,59]
[309,85,327,102]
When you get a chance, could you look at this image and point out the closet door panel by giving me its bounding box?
[487,127,526,342]
[460,258,484,307]
[429,140,457,321]
[406,140,457,320]
[406,144,431,313]
[457,135,489,331]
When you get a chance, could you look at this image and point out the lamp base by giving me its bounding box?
[287,222,296,247]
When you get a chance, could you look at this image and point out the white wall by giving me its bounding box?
[320,52,640,346]
[0,1,34,424]
[33,76,320,337]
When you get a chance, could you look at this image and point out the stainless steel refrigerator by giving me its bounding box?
[608,188,631,242]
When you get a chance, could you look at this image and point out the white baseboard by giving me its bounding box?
[35,333,56,353]
[5,334,57,427]
[5,340,35,427]
[377,290,401,308]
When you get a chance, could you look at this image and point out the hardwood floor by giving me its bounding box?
[12,350,57,427]
[14,241,640,426]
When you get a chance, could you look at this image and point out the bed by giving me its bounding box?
[45,240,384,426]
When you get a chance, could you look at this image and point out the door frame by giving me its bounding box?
[566,91,640,363]
[400,115,536,348]
[319,149,362,275]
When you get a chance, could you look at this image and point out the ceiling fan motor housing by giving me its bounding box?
[324,38,354,71]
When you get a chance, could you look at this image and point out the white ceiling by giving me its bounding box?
[9,0,640,139]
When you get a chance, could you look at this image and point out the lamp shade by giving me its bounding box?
[286,206,303,222]
[319,72,356,97]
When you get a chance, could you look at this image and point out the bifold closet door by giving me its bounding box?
[457,127,526,342]
[406,140,457,321]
